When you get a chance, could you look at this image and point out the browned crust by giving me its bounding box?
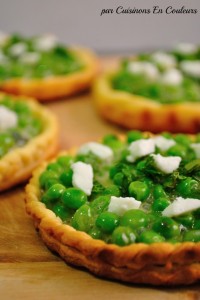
[93,72,200,133]
[0,93,59,191]
[0,48,97,101]
[25,146,200,286]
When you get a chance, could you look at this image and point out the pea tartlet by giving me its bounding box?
[26,131,200,285]
[0,93,58,191]
[93,44,200,133]
[0,33,97,100]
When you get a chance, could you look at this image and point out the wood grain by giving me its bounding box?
[0,57,200,299]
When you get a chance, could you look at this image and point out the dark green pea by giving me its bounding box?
[183,230,200,242]
[175,213,195,229]
[96,212,120,233]
[152,216,180,239]
[153,185,167,199]
[43,184,66,203]
[103,185,121,197]
[71,204,93,232]
[194,220,200,230]
[62,188,87,209]
[112,226,136,246]
[176,178,199,198]
[59,169,73,187]
[138,230,165,244]
[39,170,58,189]
[47,162,63,173]
[152,197,171,212]
[57,155,73,168]
[90,195,110,214]
[121,209,148,230]
[128,181,150,201]
[127,130,143,143]
[113,172,124,186]
[52,203,70,221]
[167,144,187,158]
[88,227,102,239]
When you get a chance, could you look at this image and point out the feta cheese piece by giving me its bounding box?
[0,105,18,130]
[108,196,141,216]
[151,154,181,174]
[126,139,155,162]
[190,143,200,159]
[175,43,198,55]
[34,34,57,51]
[161,69,183,85]
[128,61,159,80]
[20,52,40,65]
[0,31,9,46]
[71,161,93,196]
[151,51,176,69]
[162,197,200,217]
[153,136,176,151]
[9,42,27,57]
[78,142,113,162]
[180,60,200,78]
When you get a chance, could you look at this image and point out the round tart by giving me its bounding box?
[93,44,200,133]
[0,33,97,101]
[0,93,58,191]
[26,131,200,285]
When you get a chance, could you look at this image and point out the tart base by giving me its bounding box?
[0,93,59,191]
[93,73,200,133]
[25,156,200,286]
[0,48,97,101]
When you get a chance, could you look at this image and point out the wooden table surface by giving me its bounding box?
[0,58,200,300]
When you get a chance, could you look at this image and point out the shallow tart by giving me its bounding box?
[93,44,200,133]
[0,33,97,101]
[25,131,200,285]
[0,93,58,191]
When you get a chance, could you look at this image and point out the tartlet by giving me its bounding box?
[0,93,58,191]
[93,44,200,133]
[0,33,97,101]
[26,131,200,285]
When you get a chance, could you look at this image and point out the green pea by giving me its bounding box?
[0,133,15,156]
[57,155,73,168]
[152,216,180,239]
[193,220,200,230]
[62,188,87,209]
[121,209,148,230]
[174,134,191,146]
[183,230,200,242]
[39,170,59,189]
[127,130,143,143]
[52,203,70,221]
[152,197,171,212]
[47,162,63,173]
[175,213,195,229]
[42,183,66,203]
[13,101,29,114]
[59,169,73,187]
[96,212,120,233]
[138,230,165,244]
[90,195,110,214]
[153,185,167,199]
[103,134,123,150]
[128,181,150,201]
[176,178,199,198]
[103,185,121,197]
[88,227,102,239]
[71,204,93,232]
[113,172,124,186]
[167,144,187,158]
[112,226,136,246]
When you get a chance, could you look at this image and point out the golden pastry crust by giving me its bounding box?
[25,147,200,286]
[93,72,200,133]
[0,93,59,191]
[0,48,97,101]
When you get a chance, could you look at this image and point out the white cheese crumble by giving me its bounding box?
[108,196,141,216]
[190,143,200,159]
[128,61,159,80]
[162,197,200,217]
[151,154,181,174]
[20,52,40,65]
[180,60,200,78]
[175,43,198,55]
[71,161,93,196]
[161,69,183,86]
[9,42,27,57]
[151,51,176,69]
[78,142,113,162]
[126,139,155,162]
[0,105,18,130]
[0,31,9,46]
[153,136,176,151]
[34,34,57,51]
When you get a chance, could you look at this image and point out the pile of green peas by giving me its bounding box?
[0,34,83,80]
[0,96,43,157]
[39,130,200,246]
